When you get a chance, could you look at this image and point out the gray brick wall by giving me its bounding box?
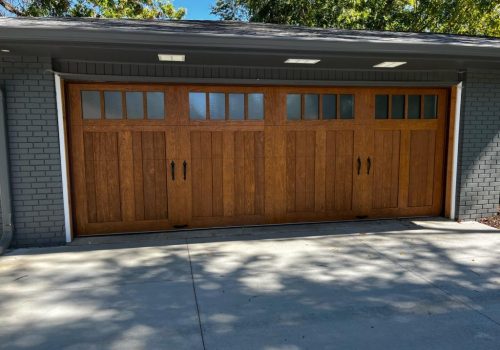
[0,56,65,247]
[0,188,3,236]
[458,70,500,220]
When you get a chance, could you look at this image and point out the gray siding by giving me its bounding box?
[54,60,459,84]
[458,70,500,220]
[0,189,3,237]
[0,56,65,247]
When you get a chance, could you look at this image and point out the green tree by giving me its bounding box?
[211,0,500,37]
[0,0,186,18]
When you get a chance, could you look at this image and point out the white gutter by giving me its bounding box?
[450,82,463,220]
[54,74,72,243]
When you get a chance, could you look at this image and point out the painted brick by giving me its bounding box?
[458,70,500,220]
[0,55,65,247]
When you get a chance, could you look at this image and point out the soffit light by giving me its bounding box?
[158,54,185,62]
[285,58,321,64]
[373,61,407,68]
[1,49,10,53]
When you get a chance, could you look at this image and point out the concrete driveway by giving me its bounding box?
[1,219,500,350]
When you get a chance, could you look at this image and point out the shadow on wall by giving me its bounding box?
[0,219,499,349]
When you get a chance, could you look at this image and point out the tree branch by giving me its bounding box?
[0,0,24,16]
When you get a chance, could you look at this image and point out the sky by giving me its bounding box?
[174,0,219,20]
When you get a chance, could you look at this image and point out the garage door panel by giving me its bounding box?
[325,130,354,212]
[372,130,400,209]
[408,130,436,208]
[287,130,316,213]
[190,130,265,219]
[83,132,122,224]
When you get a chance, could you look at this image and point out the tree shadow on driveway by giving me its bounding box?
[0,219,499,350]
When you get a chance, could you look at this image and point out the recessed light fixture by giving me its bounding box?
[158,54,185,62]
[373,61,407,68]
[285,58,321,64]
[1,49,10,53]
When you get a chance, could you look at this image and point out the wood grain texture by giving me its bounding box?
[67,83,449,236]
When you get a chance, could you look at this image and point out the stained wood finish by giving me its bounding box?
[67,83,449,236]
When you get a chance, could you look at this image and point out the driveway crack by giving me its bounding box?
[186,239,207,350]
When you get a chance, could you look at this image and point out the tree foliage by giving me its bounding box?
[0,0,186,19]
[211,0,500,37]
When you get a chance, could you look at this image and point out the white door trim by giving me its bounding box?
[54,74,72,243]
[450,82,463,220]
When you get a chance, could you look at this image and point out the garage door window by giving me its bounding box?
[287,93,354,120]
[104,91,122,119]
[146,92,165,120]
[190,92,265,121]
[81,91,101,119]
[339,95,354,119]
[125,92,144,119]
[424,95,438,119]
[248,93,264,120]
[322,94,337,119]
[229,93,245,120]
[374,94,437,120]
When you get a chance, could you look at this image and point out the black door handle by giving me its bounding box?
[183,160,187,180]
[171,160,175,181]
[357,157,361,175]
[367,157,371,175]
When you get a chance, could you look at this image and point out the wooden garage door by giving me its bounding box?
[67,84,448,236]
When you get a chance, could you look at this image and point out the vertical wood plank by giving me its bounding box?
[325,131,336,211]
[212,131,224,216]
[142,132,156,220]
[119,131,135,222]
[286,131,296,213]
[305,131,316,211]
[83,133,97,223]
[223,131,235,217]
[254,131,265,215]
[234,131,245,215]
[335,131,354,211]
[295,131,307,212]
[314,130,326,212]
[190,131,202,217]
[154,132,168,219]
[132,132,145,221]
[94,133,110,222]
[243,131,256,215]
[106,133,122,222]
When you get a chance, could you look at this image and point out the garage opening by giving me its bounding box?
[66,84,448,236]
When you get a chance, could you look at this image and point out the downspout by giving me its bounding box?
[0,88,13,254]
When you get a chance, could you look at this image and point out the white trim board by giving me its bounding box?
[54,74,72,243]
[450,82,463,220]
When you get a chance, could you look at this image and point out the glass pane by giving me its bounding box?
[147,92,164,120]
[104,91,122,120]
[391,95,405,119]
[126,92,144,120]
[339,94,354,119]
[81,91,101,119]
[408,95,421,119]
[375,95,388,119]
[209,93,226,120]
[287,94,301,120]
[322,94,336,119]
[424,95,438,119]
[189,92,206,120]
[248,93,264,120]
[229,93,244,120]
[304,94,319,120]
